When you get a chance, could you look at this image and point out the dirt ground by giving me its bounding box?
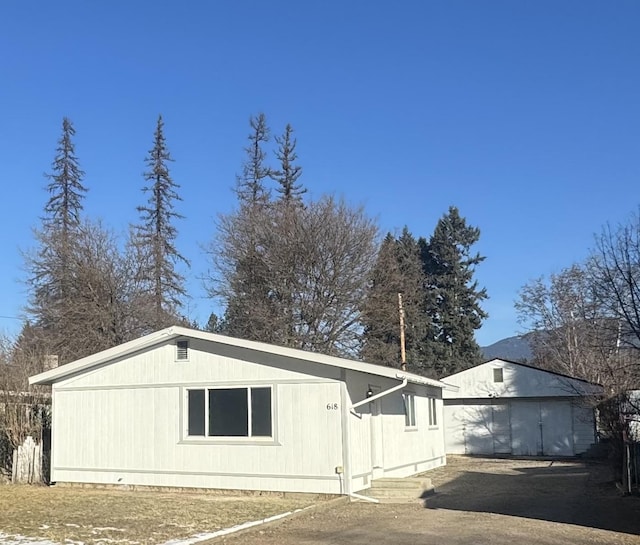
[215,456,640,545]
[0,485,315,544]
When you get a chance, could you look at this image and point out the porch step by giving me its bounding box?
[370,477,433,489]
[358,477,435,503]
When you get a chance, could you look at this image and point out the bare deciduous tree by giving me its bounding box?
[517,260,640,482]
[25,220,147,363]
[516,264,625,388]
[0,331,50,478]
[206,196,379,357]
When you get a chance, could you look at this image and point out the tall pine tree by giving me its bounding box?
[421,206,487,376]
[272,123,305,204]
[136,115,189,330]
[221,113,275,340]
[25,117,88,362]
[44,117,87,243]
[235,113,271,206]
[25,120,136,362]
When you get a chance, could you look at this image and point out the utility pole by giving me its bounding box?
[398,293,406,371]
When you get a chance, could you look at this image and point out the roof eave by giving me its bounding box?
[28,326,454,392]
[28,328,178,385]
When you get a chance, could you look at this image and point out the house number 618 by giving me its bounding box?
[326,403,339,410]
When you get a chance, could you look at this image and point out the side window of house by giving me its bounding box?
[403,392,416,428]
[187,386,272,438]
[428,397,438,427]
[493,368,504,383]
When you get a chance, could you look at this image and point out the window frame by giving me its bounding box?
[493,367,504,383]
[428,397,438,428]
[182,385,276,444]
[403,391,417,429]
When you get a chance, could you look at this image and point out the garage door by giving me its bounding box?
[511,401,542,456]
[541,401,574,456]
[463,403,510,455]
[443,404,467,454]
[511,401,574,456]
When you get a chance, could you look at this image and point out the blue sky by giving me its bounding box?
[1,1,638,346]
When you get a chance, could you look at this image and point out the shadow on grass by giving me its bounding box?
[423,461,640,535]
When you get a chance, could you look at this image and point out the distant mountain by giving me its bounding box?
[481,333,534,362]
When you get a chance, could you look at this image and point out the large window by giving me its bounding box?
[187,386,272,438]
[403,392,416,428]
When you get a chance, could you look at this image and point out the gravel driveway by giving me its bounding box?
[215,456,640,545]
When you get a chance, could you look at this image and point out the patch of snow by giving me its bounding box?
[160,505,314,545]
[0,532,61,545]
[91,529,125,533]
[91,537,140,545]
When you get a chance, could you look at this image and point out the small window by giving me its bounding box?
[251,387,272,436]
[186,386,273,438]
[403,392,416,428]
[176,340,189,360]
[428,397,438,427]
[188,389,205,436]
[493,368,504,383]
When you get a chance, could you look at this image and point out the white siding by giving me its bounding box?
[573,403,596,454]
[443,403,466,454]
[540,401,574,456]
[444,402,510,456]
[56,339,340,390]
[49,337,448,495]
[445,398,596,457]
[51,341,345,494]
[345,371,446,492]
[511,401,542,455]
[443,360,599,399]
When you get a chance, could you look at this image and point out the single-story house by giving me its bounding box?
[29,326,456,497]
[442,358,602,457]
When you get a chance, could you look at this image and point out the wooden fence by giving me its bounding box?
[0,397,51,484]
[11,435,43,484]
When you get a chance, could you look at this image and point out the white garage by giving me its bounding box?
[443,359,601,457]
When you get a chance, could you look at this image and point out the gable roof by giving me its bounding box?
[479,357,602,386]
[29,326,457,391]
[442,357,602,398]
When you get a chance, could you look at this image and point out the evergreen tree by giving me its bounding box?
[235,113,271,206]
[44,117,87,242]
[25,117,87,361]
[272,123,305,204]
[42,117,87,303]
[136,115,189,330]
[221,114,275,339]
[361,228,430,370]
[421,206,487,376]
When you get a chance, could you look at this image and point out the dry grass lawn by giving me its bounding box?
[0,485,318,544]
